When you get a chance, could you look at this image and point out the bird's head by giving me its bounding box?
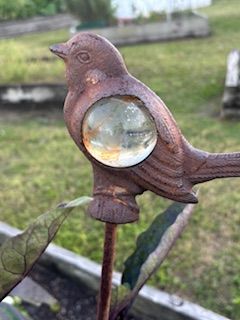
[50,32,128,89]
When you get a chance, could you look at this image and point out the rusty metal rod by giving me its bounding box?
[97,222,117,320]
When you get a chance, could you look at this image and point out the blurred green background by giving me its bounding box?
[0,0,240,318]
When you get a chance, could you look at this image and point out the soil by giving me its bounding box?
[24,264,138,320]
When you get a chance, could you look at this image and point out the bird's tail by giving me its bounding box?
[185,141,240,184]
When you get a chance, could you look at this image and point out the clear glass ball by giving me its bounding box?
[82,96,157,168]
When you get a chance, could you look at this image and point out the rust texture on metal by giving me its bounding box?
[50,32,240,224]
[97,223,117,320]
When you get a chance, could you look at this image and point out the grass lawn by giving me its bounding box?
[1,0,240,318]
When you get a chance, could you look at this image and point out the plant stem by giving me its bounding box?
[97,222,117,320]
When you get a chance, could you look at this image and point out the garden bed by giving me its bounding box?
[70,13,210,45]
[25,264,138,320]
[0,84,66,110]
[0,15,74,39]
[0,222,230,320]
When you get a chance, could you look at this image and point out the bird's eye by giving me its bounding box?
[77,51,91,64]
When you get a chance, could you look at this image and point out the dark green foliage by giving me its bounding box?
[122,202,187,290]
[66,0,115,24]
[110,202,195,318]
[0,0,66,21]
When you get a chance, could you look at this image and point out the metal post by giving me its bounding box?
[97,223,117,320]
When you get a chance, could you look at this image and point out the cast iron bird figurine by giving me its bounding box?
[50,33,240,224]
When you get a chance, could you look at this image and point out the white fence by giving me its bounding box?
[113,0,212,19]
[148,0,212,12]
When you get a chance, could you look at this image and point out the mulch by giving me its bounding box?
[24,264,138,320]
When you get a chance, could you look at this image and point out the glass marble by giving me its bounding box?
[82,95,157,167]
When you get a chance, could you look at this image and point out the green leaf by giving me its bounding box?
[110,201,196,319]
[0,302,29,320]
[0,196,92,301]
[111,284,131,310]
[123,201,196,290]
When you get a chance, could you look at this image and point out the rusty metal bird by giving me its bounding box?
[50,32,240,224]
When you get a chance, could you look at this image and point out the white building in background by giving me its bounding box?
[112,0,212,20]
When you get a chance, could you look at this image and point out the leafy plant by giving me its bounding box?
[110,202,196,319]
[0,0,66,21]
[66,0,115,25]
[0,198,196,319]
[0,196,92,301]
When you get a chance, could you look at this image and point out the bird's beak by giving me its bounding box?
[49,43,69,59]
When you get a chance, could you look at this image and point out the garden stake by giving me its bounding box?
[50,32,240,225]
[97,223,117,320]
[50,32,240,319]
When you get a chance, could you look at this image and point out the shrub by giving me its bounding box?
[0,0,66,21]
[66,0,115,24]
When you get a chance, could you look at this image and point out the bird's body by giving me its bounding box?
[51,32,240,224]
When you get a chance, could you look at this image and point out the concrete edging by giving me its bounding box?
[0,14,74,39]
[221,50,240,119]
[0,222,230,320]
[70,13,210,46]
[0,83,66,110]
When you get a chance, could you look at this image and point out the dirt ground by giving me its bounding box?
[25,264,138,320]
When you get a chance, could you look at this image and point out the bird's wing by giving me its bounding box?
[124,77,196,203]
